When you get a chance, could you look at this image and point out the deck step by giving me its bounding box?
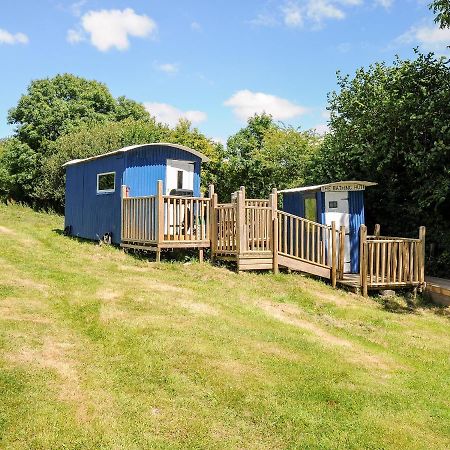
[277,254,331,279]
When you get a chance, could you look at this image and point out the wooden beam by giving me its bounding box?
[270,188,279,274]
[360,225,368,297]
[156,180,164,246]
[419,226,426,284]
[278,254,331,279]
[331,221,337,288]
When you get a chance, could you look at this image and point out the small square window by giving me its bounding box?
[329,201,338,209]
[97,172,115,193]
[177,170,183,189]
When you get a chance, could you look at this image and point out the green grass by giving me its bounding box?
[0,204,449,449]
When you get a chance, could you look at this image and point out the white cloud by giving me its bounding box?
[155,62,179,74]
[282,2,303,27]
[313,123,330,135]
[212,136,226,146]
[67,28,84,44]
[144,102,207,127]
[76,8,157,51]
[374,0,393,8]
[70,0,87,17]
[249,13,279,27]
[0,28,29,45]
[307,0,345,23]
[224,90,308,122]
[190,21,201,31]
[395,24,450,52]
[252,0,367,29]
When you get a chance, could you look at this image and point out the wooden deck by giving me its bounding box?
[425,277,450,306]
[119,181,426,296]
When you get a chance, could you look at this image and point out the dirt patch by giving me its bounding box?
[257,300,398,372]
[247,340,305,362]
[7,337,88,421]
[97,288,122,301]
[0,310,52,324]
[0,225,16,235]
[258,300,353,348]
[213,358,264,380]
[179,300,219,316]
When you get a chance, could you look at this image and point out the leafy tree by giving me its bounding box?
[218,114,319,200]
[36,118,221,210]
[430,0,450,28]
[313,52,450,276]
[8,74,150,152]
[0,138,39,202]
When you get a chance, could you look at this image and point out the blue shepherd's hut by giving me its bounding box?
[279,181,376,274]
[63,143,209,244]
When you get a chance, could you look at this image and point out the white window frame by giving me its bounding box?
[97,171,116,194]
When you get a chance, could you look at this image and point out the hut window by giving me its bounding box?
[329,201,338,209]
[177,170,183,189]
[304,197,317,222]
[97,172,115,194]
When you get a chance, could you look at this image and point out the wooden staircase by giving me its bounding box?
[211,187,343,288]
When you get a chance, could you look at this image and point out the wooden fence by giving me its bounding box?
[121,181,425,294]
[359,225,426,295]
[121,181,211,259]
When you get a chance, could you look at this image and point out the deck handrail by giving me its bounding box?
[121,181,212,260]
[359,224,426,296]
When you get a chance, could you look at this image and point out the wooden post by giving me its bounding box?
[235,190,246,266]
[419,226,426,285]
[120,185,127,243]
[360,225,368,297]
[209,185,217,263]
[339,225,345,279]
[331,221,337,288]
[240,186,246,198]
[156,180,164,262]
[270,188,279,274]
[374,224,381,238]
[199,249,204,263]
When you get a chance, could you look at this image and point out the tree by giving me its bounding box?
[313,52,450,276]
[219,114,319,200]
[430,0,450,28]
[35,118,221,210]
[0,138,39,202]
[8,74,151,152]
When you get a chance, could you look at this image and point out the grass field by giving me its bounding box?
[0,204,449,449]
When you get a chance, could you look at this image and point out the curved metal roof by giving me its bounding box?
[278,181,377,193]
[62,142,210,167]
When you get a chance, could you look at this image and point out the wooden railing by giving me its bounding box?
[359,225,426,295]
[245,205,272,252]
[162,196,210,243]
[215,204,237,254]
[277,210,340,269]
[245,199,269,208]
[122,196,157,243]
[121,181,211,259]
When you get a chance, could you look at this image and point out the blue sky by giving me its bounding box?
[1,0,448,143]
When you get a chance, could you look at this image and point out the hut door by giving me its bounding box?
[166,160,194,195]
[166,160,195,237]
[324,192,351,273]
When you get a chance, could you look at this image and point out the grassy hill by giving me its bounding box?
[0,204,449,449]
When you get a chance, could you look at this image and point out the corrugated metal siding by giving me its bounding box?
[123,145,201,197]
[64,144,202,245]
[65,155,125,244]
[348,191,365,273]
[316,191,325,225]
[282,192,305,217]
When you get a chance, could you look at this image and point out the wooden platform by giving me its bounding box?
[337,274,423,294]
[426,277,450,306]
